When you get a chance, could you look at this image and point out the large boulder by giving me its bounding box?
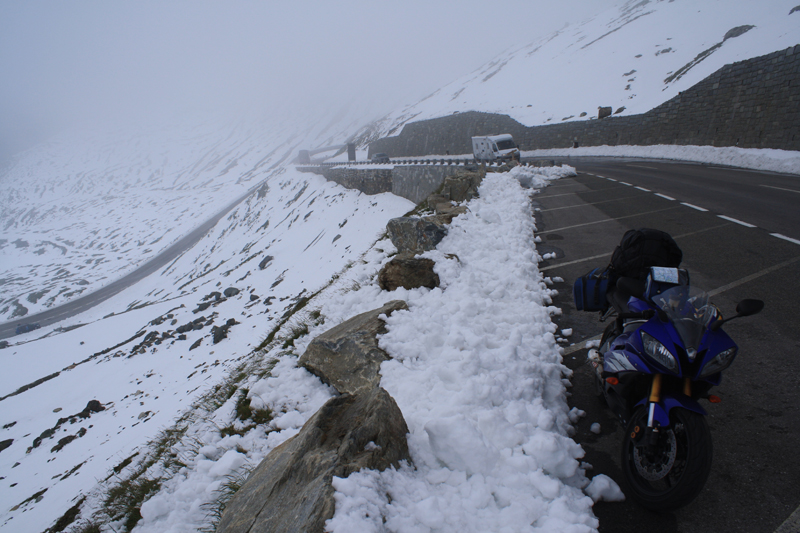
[216,386,410,533]
[387,216,449,255]
[298,300,408,395]
[440,170,483,203]
[378,254,440,292]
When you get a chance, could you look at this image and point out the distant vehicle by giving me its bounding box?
[371,153,391,163]
[15,323,41,335]
[472,134,520,162]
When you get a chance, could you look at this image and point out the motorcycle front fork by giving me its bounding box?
[636,374,692,448]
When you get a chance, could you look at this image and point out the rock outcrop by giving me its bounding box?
[299,300,407,395]
[216,387,410,533]
[386,216,449,255]
[378,254,440,292]
[440,170,483,203]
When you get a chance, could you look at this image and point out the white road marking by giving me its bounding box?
[760,184,800,195]
[771,233,800,246]
[655,193,676,200]
[717,215,756,228]
[539,195,643,211]
[539,187,621,199]
[709,256,800,296]
[620,181,632,186]
[539,223,729,272]
[635,186,651,192]
[539,206,681,234]
[563,334,603,355]
[540,252,612,272]
[681,202,708,212]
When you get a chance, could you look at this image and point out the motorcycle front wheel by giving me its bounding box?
[621,406,713,512]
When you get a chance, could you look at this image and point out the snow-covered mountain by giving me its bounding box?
[1,1,797,531]
[363,0,800,141]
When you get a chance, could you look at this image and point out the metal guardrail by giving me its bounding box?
[296,158,543,168]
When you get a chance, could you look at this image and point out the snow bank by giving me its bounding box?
[524,144,800,175]
[326,166,602,532]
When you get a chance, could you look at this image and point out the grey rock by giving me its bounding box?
[378,254,440,292]
[223,287,240,298]
[387,216,448,255]
[299,300,407,395]
[217,386,410,533]
[441,170,483,203]
[598,106,612,119]
[426,193,450,210]
[435,204,468,219]
[211,318,238,344]
[258,255,274,270]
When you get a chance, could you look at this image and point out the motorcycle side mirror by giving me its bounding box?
[710,299,764,330]
[736,299,764,317]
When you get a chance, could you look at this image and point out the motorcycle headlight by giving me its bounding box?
[641,331,678,371]
[698,347,737,379]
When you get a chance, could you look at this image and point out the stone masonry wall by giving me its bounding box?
[322,167,393,195]
[369,45,800,156]
[391,166,463,204]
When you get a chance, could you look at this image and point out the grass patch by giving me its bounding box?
[104,477,161,531]
[281,322,309,349]
[74,523,102,533]
[47,496,86,533]
[112,452,139,475]
[199,466,254,532]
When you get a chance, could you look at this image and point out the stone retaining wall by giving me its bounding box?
[369,45,800,156]
[305,164,475,204]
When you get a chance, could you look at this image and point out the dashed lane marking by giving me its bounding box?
[620,181,633,186]
[771,233,800,246]
[655,193,676,200]
[635,186,651,192]
[760,184,800,195]
[681,202,708,212]
[718,215,757,228]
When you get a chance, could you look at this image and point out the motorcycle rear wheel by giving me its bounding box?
[621,406,712,512]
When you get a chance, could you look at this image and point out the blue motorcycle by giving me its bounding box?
[591,267,763,511]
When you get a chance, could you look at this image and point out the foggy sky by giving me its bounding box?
[0,1,617,162]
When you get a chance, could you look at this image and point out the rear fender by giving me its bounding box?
[635,395,707,427]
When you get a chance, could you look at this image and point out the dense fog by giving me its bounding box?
[0,1,615,163]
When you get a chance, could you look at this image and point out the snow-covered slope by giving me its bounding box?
[0,162,414,532]
[364,0,799,140]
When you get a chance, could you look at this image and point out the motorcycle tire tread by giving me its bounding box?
[621,407,713,512]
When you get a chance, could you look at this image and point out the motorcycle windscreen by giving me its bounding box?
[652,286,715,358]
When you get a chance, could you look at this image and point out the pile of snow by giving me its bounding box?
[524,144,800,175]
[326,165,624,532]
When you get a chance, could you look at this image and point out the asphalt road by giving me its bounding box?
[532,157,800,532]
[0,182,265,340]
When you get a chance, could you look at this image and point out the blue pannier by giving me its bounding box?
[573,267,611,312]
